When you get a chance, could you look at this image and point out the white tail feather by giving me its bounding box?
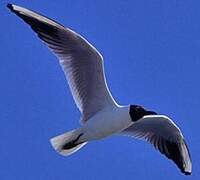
[50,129,87,156]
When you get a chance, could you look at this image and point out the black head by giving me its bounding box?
[129,105,157,122]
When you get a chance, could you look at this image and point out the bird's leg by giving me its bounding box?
[62,133,84,150]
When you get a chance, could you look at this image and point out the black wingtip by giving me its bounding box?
[7,3,14,11]
[182,171,191,176]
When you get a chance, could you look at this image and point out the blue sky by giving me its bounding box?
[1,0,200,179]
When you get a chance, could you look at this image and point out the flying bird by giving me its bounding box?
[7,3,192,175]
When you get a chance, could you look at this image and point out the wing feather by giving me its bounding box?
[8,4,117,122]
[120,115,192,175]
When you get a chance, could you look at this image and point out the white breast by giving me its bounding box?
[80,105,133,141]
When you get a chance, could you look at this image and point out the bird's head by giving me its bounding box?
[129,105,157,122]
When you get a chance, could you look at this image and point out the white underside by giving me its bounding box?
[77,105,133,142]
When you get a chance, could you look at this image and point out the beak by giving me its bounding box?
[145,110,157,115]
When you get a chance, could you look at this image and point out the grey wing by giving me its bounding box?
[8,4,117,122]
[120,115,192,175]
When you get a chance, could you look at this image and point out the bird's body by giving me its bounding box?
[79,105,132,141]
[7,3,192,175]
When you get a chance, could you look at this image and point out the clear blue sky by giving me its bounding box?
[1,0,199,179]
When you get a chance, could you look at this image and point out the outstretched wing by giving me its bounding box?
[120,115,192,175]
[8,4,117,122]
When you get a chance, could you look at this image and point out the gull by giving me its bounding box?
[7,3,192,175]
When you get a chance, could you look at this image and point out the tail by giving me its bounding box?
[50,129,87,156]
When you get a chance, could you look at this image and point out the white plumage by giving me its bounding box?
[8,3,192,175]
